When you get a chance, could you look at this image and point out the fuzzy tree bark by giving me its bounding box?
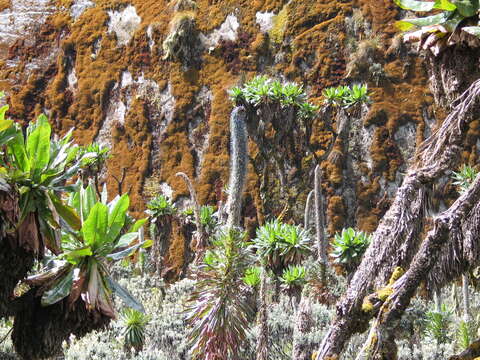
[314,165,327,282]
[359,171,480,359]
[316,79,480,360]
[256,268,269,360]
[226,106,248,229]
[292,292,315,360]
[176,172,206,251]
[304,190,314,230]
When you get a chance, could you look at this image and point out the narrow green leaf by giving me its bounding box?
[106,276,145,313]
[41,267,74,306]
[82,202,108,248]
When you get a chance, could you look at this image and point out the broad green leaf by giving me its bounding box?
[114,232,139,249]
[394,0,441,11]
[462,25,480,37]
[452,0,478,17]
[0,105,8,122]
[0,119,12,132]
[106,241,147,261]
[435,0,458,10]
[41,267,74,306]
[128,218,148,233]
[105,276,145,312]
[27,115,51,176]
[64,246,93,264]
[0,125,16,147]
[82,202,108,248]
[83,183,98,221]
[49,193,81,231]
[396,12,452,31]
[106,194,129,242]
[9,129,30,173]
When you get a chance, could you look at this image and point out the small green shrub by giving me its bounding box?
[230,76,319,119]
[331,228,371,272]
[452,164,478,194]
[250,219,312,276]
[280,265,307,288]
[146,194,177,217]
[243,266,262,287]
[322,84,371,108]
[456,319,475,350]
[121,308,150,353]
[424,305,452,345]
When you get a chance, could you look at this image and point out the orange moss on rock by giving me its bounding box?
[1,0,459,277]
[0,0,10,12]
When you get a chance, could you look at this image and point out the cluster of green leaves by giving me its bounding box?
[187,229,254,360]
[242,266,262,287]
[322,84,371,108]
[250,219,312,276]
[146,194,177,217]
[456,319,475,349]
[331,228,371,271]
[452,164,478,193]
[199,205,219,234]
[394,0,480,54]
[424,305,452,345]
[27,181,150,317]
[121,308,150,353]
[230,76,319,119]
[280,265,307,288]
[0,114,97,252]
[77,142,110,174]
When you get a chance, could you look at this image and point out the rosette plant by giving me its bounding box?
[25,182,149,317]
[395,0,480,55]
[0,114,95,254]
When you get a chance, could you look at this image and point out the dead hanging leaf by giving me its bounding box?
[17,212,41,254]
[67,269,86,309]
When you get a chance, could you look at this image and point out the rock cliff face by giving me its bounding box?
[1,0,470,274]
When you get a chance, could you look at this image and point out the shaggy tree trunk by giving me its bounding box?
[462,274,470,322]
[256,268,269,360]
[226,106,248,229]
[176,172,207,250]
[292,293,315,360]
[0,191,38,320]
[359,172,480,359]
[316,78,480,359]
[12,289,110,360]
[315,165,327,283]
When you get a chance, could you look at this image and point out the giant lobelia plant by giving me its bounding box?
[395,0,480,55]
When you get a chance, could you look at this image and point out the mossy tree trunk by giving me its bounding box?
[360,171,480,359]
[316,72,480,359]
